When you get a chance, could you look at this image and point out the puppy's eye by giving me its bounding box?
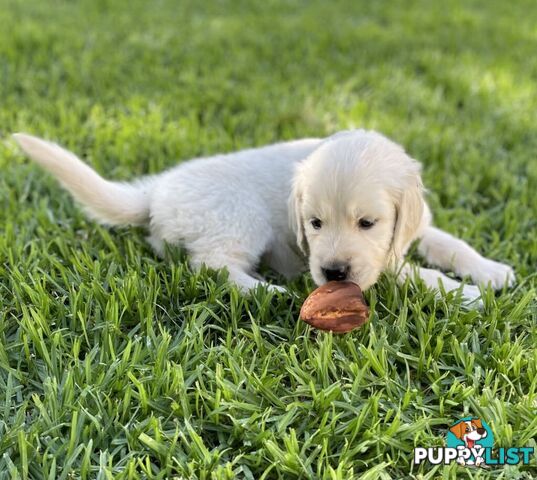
[310,218,322,230]
[358,218,376,229]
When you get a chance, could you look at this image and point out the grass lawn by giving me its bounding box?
[1,0,536,478]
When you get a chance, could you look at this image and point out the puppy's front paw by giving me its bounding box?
[470,258,515,290]
[267,284,289,294]
[461,284,483,309]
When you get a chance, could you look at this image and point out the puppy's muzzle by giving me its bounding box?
[322,263,350,282]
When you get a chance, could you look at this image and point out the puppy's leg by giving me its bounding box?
[418,227,515,290]
[189,252,287,294]
[149,176,289,293]
[397,263,483,306]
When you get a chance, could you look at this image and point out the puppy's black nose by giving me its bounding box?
[322,264,350,282]
[477,428,486,435]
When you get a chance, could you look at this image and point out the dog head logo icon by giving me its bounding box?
[447,417,494,466]
[450,418,488,449]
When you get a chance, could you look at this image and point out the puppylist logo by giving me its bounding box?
[414,417,534,467]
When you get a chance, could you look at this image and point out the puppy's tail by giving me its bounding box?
[13,133,153,226]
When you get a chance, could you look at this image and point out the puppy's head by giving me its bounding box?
[289,130,425,290]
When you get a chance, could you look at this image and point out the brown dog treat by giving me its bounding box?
[299,281,369,333]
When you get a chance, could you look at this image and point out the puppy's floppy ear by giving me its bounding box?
[288,163,308,255]
[391,170,426,262]
[449,422,466,439]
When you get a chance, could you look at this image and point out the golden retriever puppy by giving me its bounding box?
[13,130,514,305]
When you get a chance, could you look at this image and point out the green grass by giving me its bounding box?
[1,0,536,478]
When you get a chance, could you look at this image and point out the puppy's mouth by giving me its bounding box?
[311,260,378,290]
[314,270,363,288]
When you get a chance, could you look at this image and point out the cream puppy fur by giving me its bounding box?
[13,130,514,305]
